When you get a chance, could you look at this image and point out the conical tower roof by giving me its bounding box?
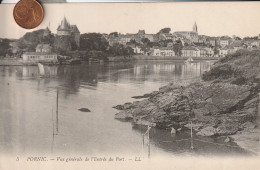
[45,26,50,32]
[60,17,70,30]
[43,26,51,36]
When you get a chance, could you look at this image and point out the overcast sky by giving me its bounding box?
[0,2,260,39]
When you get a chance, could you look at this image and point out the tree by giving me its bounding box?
[243,36,258,41]
[0,39,11,57]
[172,40,183,56]
[141,38,150,45]
[234,37,242,40]
[130,39,137,44]
[53,36,72,52]
[126,39,139,46]
[157,27,171,34]
[80,33,109,51]
[109,32,119,37]
[16,29,46,51]
[107,43,133,56]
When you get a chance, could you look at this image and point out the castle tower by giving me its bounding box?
[71,25,80,47]
[56,17,81,47]
[43,26,51,37]
[193,22,198,33]
[57,17,71,36]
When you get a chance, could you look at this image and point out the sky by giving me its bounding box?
[0,2,260,39]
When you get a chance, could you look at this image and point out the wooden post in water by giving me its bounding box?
[56,89,59,133]
[51,109,54,153]
[190,121,194,150]
[142,134,144,158]
[147,125,151,158]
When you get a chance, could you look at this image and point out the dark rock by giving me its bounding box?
[113,102,133,110]
[115,110,133,120]
[240,122,258,130]
[216,120,239,135]
[197,126,217,136]
[78,108,91,112]
[132,91,159,99]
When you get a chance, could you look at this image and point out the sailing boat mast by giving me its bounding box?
[51,89,59,153]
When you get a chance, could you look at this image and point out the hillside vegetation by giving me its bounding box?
[202,49,260,85]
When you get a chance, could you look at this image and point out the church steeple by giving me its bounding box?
[193,21,198,33]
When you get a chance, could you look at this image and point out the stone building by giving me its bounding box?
[173,22,199,42]
[152,47,175,56]
[219,37,232,47]
[57,17,80,47]
[181,46,200,57]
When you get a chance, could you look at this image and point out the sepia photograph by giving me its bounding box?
[0,2,260,169]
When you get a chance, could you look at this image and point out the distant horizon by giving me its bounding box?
[0,2,260,39]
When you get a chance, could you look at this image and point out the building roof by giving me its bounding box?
[59,17,70,30]
[198,47,213,51]
[138,30,145,35]
[229,40,243,47]
[119,34,135,38]
[220,36,232,41]
[57,17,80,34]
[44,26,51,32]
[174,31,197,35]
[182,46,199,51]
[154,47,173,50]
[23,52,56,55]
[220,46,234,50]
[71,25,80,33]
[36,44,51,49]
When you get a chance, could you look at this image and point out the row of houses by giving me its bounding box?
[105,22,260,58]
[132,38,260,57]
[218,39,260,57]
[106,23,199,45]
[150,46,214,57]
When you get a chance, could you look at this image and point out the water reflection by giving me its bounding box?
[132,125,249,156]
[3,61,213,93]
[0,60,220,156]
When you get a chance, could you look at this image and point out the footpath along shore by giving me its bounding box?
[107,55,221,62]
[113,49,260,155]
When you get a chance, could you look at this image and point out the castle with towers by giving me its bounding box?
[43,17,81,47]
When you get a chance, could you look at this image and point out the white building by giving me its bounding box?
[132,46,144,54]
[152,47,175,56]
[181,46,200,57]
[22,44,58,62]
[219,47,236,57]
[199,47,214,57]
[219,38,231,47]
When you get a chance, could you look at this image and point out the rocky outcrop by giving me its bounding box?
[113,50,260,154]
[114,80,259,137]
[115,110,133,120]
